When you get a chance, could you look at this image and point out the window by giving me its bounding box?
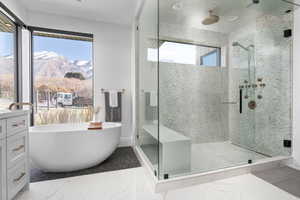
[32,30,93,125]
[148,41,221,67]
[200,49,220,67]
[0,11,16,109]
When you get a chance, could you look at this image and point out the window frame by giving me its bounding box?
[0,4,24,109]
[151,39,221,66]
[28,26,94,126]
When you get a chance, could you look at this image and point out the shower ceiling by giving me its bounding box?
[160,0,297,33]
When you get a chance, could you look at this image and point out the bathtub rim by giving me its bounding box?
[29,122,122,134]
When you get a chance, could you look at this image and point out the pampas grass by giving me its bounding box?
[35,107,94,125]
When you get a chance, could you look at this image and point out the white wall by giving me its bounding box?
[293,9,300,167]
[27,11,134,146]
[1,0,27,22]
[22,29,30,103]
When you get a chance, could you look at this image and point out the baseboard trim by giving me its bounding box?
[119,137,133,147]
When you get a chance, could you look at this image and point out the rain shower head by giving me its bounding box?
[202,10,220,25]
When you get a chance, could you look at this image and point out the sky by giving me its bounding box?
[0,33,14,57]
[147,41,217,66]
[0,32,93,61]
[34,36,93,61]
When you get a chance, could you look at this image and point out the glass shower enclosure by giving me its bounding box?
[137,0,294,180]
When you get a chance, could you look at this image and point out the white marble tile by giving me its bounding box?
[16,168,161,200]
[191,142,266,173]
[15,167,299,200]
[164,174,299,200]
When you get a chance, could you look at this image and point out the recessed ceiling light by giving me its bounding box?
[172,2,183,10]
[227,16,239,22]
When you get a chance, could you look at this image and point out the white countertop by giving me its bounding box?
[0,109,29,119]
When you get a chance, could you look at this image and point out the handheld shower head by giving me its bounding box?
[232,42,240,46]
[232,42,254,51]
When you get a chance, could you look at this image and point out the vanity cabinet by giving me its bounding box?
[0,111,29,200]
[1,137,6,200]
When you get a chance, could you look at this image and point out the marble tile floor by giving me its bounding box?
[191,141,267,173]
[142,141,267,177]
[16,167,300,200]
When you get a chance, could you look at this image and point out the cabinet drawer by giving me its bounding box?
[0,139,6,200]
[0,120,6,140]
[7,161,27,200]
[7,115,28,137]
[7,132,27,169]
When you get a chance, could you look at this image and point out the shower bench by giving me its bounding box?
[142,124,191,177]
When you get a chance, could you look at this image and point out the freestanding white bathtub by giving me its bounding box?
[29,122,121,172]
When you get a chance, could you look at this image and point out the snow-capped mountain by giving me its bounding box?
[33,51,93,79]
[0,55,14,75]
[0,51,93,79]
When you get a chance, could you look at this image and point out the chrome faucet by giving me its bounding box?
[9,102,33,111]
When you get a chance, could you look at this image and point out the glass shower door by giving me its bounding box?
[137,0,160,177]
[137,0,294,180]
[232,38,257,164]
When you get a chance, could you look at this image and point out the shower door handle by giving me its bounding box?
[240,89,243,114]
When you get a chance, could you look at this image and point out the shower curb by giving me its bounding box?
[134,146,291,193]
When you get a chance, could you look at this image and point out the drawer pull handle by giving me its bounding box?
[12,145,25,152]
[13,172,26,182]
[12,120,26,128]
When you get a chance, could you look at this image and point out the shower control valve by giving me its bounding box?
[259,83,266,88]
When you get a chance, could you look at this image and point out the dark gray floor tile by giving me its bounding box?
[253,166,300,198]
[30,147,141,183]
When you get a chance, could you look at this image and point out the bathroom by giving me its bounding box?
[1,0,300,199]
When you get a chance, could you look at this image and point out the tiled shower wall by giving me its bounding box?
[160,63,229,143]
[158,24,229,144]
[229,14,293,157]
[158,13,292,154]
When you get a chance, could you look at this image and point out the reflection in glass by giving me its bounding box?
[0,12,16,109]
